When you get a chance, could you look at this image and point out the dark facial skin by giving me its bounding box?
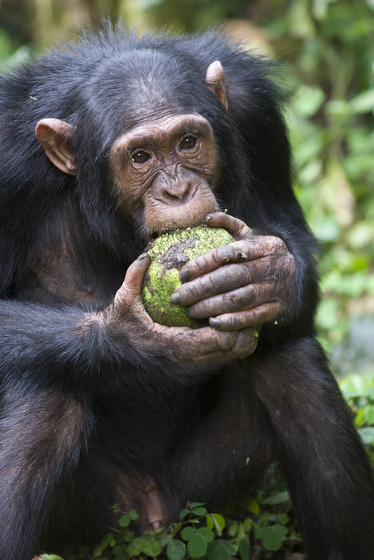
[110,114,219,238]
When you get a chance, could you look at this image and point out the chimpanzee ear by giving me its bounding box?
[206,61,228,110]
[35,118,77,176]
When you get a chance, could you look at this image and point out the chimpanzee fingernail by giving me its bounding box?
[170,293,181,305]
[204,214,214,222]
[179,270,188,282]
[138,253,148,260]
[209,317,221,329]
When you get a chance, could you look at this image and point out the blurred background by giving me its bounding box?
[0,0,373,380]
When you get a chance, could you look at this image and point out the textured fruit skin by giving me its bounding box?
[142,225,234,328]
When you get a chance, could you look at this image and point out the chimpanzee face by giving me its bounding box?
[109,113,219,238]
[35,60,227,241]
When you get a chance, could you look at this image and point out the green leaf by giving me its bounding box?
[129,509,139,520]
[364,406,374,425]
[208,513,225,535]
[238,523,246,541]
[189,502,206,508]
[144,541,163,556]
[350,89,374,114]
[247,498,260,514]
[166,539,186,560]
[179,508,190,520]
[161,534,173,546]
[187,533,208,558]
[112,544,130,560]
[359,426,374,445]
[181,526,196,541]
[119,514,131,527]
[279,513,290,525]
[197,527,214,542]
[219,540,236,555]
[128,539,143,556]
[293,85,326,118]
[261,491,290,505]
[228,522,239,536]
[93,532,114,556]
[191,507,207,516]
[40,555,65,560]
[255,525,288,551]
[239,537,250,560]
[207,541,231,560]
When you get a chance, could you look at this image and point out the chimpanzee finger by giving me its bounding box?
[205,211,252,239]
[159,323,238,358]
[185,283,262,318]
[229,327,259,358]
[114,253,149,306]
[172,263,251,306]
[208,302,282,331]
[179,237,288,283]
[191,326,258,363]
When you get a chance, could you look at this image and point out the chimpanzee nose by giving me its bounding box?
[162,181,196,203]
[159,173,198,204]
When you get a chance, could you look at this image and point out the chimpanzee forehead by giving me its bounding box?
[85,48,208,129]
[111,113,214,153]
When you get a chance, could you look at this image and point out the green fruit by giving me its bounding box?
[142,224,234,328]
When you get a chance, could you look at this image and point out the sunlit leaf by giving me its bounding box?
[359,427,374,445]
[350,89,374,114]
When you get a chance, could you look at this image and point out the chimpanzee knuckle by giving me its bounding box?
[214,264,250,292]
[213,311,246,331]
[180,253,215,281]
[183,327,237,355]
[270,236,288,255]
[214,329,239,351]
[186,299,210,318]
[236,221,252,239]
[216,242,249,264]
[178,276,213,305]
[254,302,281,324]
[231,327,259,358]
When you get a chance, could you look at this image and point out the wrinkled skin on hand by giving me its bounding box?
[111,259,256,368]
[171,212,297,333]
[110,212,296,368]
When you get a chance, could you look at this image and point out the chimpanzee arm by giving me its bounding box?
[0,257,260,392]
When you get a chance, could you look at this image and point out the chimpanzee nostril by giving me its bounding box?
[161,179,197,204]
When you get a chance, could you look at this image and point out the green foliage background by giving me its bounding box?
[1,1,373,557]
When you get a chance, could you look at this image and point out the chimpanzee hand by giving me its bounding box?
[110,253,259,366]
[170,212,297,332]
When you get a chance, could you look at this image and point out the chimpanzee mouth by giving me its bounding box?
[145,224,188,243]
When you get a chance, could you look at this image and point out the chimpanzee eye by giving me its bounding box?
[131,150,151,164]
[179,134,197,150]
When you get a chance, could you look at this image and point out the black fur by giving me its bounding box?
[0,23,373,560]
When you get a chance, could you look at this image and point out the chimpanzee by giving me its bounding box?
[0,22,373,560]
